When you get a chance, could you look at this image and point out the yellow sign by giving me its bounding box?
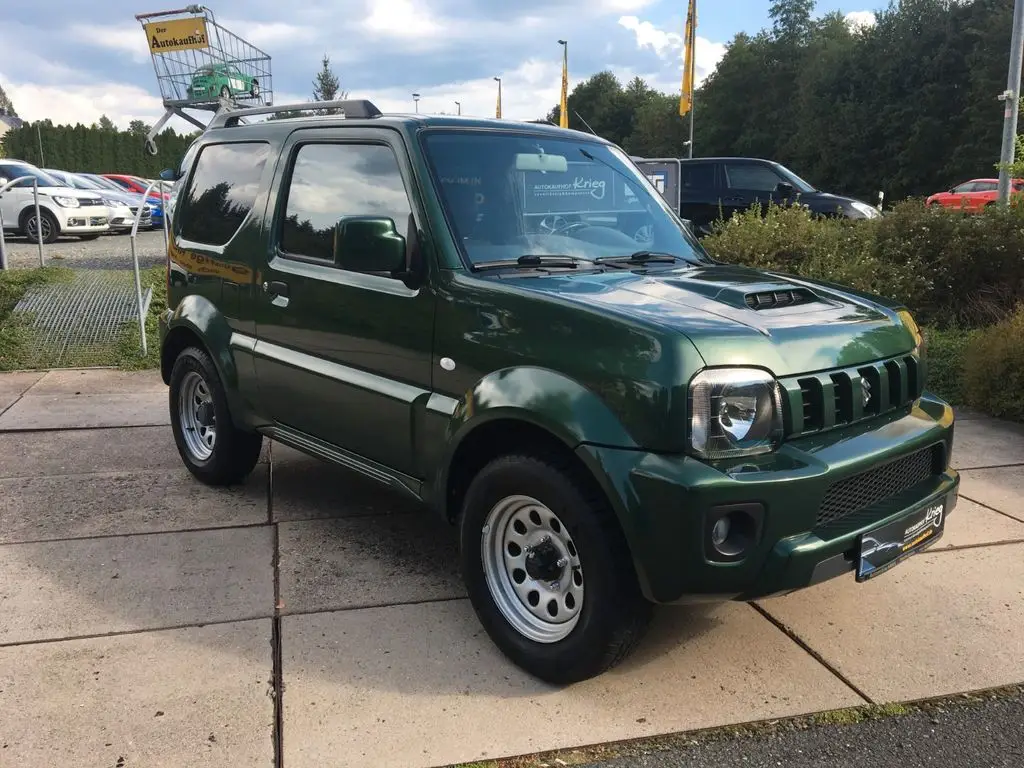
[145,17,210,54]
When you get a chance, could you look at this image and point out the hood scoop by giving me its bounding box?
[744,287,821,310]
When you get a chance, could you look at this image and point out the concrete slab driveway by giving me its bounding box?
[0,369,1022,768]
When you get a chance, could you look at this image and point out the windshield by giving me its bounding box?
[0,163,66,188]
[771,162,816,193]
[85,174,130,192]
[421,130,710,268]
[49,170,105,191]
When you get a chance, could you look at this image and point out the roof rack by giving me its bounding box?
[209,99,383,129]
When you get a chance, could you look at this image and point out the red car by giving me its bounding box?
[926,177,1024,211]
[102,173,171,200]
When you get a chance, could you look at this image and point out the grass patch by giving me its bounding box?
[0,266,73,370]
[114,265,166,371]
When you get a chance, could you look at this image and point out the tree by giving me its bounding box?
[97,115,116,132]
[312,53,347,114]
[769,0,816,44]
[128,120,151,138]
[0,83,16,117]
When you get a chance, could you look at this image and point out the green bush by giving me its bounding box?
[921,327,979,406]
[701,200,1024,329]
[962,305,1024,422]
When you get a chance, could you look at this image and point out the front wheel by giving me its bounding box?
[21,208,60,244]
[250,79,260,98]
[168,346,262,486]
[459,453,652,684]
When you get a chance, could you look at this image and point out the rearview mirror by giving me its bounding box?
[159,168,178,182]
[775,181,794,197]
[515,153,568,173]
[333,216,407,275]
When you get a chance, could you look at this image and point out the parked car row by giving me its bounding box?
[0,158,171,244]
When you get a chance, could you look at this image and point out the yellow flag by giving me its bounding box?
[496,79,502,118]
[680,0,696,116]
[560,43,569,128]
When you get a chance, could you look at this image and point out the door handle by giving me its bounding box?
[263,280,289,308]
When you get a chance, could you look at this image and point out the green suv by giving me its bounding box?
[158,100,959,684]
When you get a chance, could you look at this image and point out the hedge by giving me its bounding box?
[700,201,1024,422]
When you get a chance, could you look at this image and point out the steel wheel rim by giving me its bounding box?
[481,494,584,644]
[179,371,216,461]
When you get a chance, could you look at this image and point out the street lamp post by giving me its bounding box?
[997,0,1024,204]
[455,100,461,115]
[558,39,568,129]
[412,92,420,113]
[494,77,502,118]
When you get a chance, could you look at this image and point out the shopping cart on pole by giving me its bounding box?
[135,5,274,155]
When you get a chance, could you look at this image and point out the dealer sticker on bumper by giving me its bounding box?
[856,497,947,582]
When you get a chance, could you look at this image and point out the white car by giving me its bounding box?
[0,159,110,243]
[43,168,151,232]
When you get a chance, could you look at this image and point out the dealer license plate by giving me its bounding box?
[856,496,947,582]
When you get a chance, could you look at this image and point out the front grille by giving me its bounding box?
[78,198,104,207]
[779,353,923,437]
[745,288,818,310]
[816,445,939,530]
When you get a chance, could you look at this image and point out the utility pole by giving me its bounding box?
[412,93,420,113]
[997,0,1024,204]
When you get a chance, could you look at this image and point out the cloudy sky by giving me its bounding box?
[0,0,876,131]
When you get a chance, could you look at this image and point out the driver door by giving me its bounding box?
[721,162,792,218]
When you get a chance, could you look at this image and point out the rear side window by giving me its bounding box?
[724,163,785,192]
[974,181,998,192]
[178,141,271,246]
[680,162,716,190]
[279,142,412,267]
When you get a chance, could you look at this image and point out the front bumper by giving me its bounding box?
[55,207,109,234]
[579,394,958,604]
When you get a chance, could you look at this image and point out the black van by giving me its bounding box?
[633,156,882,236]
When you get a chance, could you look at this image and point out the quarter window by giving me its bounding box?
[177,141,270,246]
[724,164,785,192]
[279,142,413,268]
[680,163,716,190]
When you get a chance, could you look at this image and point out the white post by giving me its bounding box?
[33,180,44,267]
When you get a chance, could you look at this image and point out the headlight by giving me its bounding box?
[850,201,880,219]
[102,198,122,207]
[689,368,784,459]
[51,196,81,208]
[897,309,924,354]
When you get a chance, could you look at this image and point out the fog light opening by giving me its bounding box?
[706,504,762,561]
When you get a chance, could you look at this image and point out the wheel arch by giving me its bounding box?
[428,365,646,571]
[160,294,251,426]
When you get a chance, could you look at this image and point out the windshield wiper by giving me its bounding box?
[593,250,683,267]
[473,254,582,271]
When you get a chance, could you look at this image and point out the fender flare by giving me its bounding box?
[160,294,249,421]
[430,366,640,516]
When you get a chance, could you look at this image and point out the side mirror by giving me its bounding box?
[333,216,407,275]
[159,168,178,182]
[775,182,794,197]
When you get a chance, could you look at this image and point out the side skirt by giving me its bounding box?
[260,422,425,505]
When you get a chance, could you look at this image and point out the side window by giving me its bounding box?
[724,164,785,192]
[953,182,976,194]
[177,142,270,246]
[279,142,412,271]
[975,181,998,192]
[680,163,716,190]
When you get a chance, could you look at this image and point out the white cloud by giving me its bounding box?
[219,20,320,49]
[66,23,151,62]
[361,0,445,39]
[617,16,726,88]
[845,11,877,30]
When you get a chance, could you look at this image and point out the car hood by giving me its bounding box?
[34,187,105,202]
[508,263,915,377]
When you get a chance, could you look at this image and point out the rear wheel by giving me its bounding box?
[250,79,260,98]
[168,346,262,486]
[459,453,652,684]
[219,85,231,100]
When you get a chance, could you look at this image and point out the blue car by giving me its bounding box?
[78,173,165,230]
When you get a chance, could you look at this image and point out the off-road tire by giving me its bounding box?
[168,346,262,486]
[459,452,652,684]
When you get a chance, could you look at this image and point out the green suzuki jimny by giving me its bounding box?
[158,99,958,684]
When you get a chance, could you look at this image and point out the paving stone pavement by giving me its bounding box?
[0,369,1021,768]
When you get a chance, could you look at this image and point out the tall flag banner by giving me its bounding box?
[560,42,569,128]
[680,0,696,116]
